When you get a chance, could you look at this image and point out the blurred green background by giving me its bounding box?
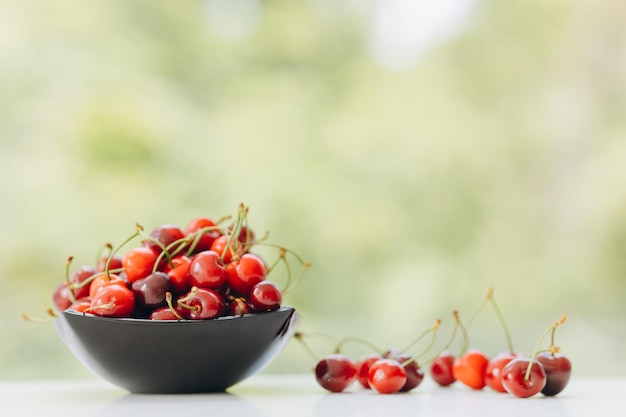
[2,0,626,380]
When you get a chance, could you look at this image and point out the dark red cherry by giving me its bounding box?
[144,224,186,254]
[395,353,425,392]
[68,265,97,299]
[430,351,456,386]
[188,250,227,290]
[501,357,547,398]
[315,354,358,393]
[227,297,253,316]
[249,281,282,312]
[177,287,225,320]
[131,272,171,311]
[536,352,572,396]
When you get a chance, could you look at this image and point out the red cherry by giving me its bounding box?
[485,352,518,393]
[89,273,127,300]
[149,306,181,320]
[452,349,489,390]
[97,255,123,273]
[225,253,267,296]
[210,235,240,263]
[68,298,91,313]
[227,297,253,316]
[536,352,572,396]
[52,283,73,312]
[188,250,227,290]
[122,246,159,283]
[229,224,255,245]
[356,353,382,389]
[314,354,358,393]
[249,281,282,312]
[368,358,407,394]
[185,217,221,253]
[501,357,547,398]
[88,284,135,318]
[430,351,456,386]
[176,287,225,320]
[143,224,186,254]
[163,255,192,294]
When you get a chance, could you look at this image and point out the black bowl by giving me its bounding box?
[53,307,300,393]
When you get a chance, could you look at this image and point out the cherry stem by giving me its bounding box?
[402,319,441,360]
[72,267,125,289]
[334,336,385,356]
[293,331,329,363]
[94,242,114,268]
[22,308,57,323]
[84,301,114,314]
[219,203,246,264]
[104,223,143,277]
[465,290,490,329]
[140,232,175,268]
[176,287,201,313]
[184,225,223,257]
[487,288,515,353]
[266,255,282,275]
[549,326,560,356]
[524,314,567,381]
[165,292,184,320]
[64,256,77,302]
[258,242,309,266]
[153,237,193,273]
[262,244,311,295]
[283,259,311,295]
[278,249,292,294]
[457,312,470,356]
[422,310,460,365]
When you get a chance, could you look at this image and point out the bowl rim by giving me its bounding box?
[58,305,296,324]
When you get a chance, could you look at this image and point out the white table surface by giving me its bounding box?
[1,374,623,417]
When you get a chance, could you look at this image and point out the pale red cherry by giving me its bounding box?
[87,284,135,318]
[452,349,489,390]
[356,353,382,389]
[486,352,518,393]
[368,358,407,394]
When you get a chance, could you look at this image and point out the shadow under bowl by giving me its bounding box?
[53,306,300,394]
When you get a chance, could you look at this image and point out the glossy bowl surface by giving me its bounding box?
[53,307,300,393]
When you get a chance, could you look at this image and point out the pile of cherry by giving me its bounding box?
[302,289,571,398]
[48,204,309,320]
